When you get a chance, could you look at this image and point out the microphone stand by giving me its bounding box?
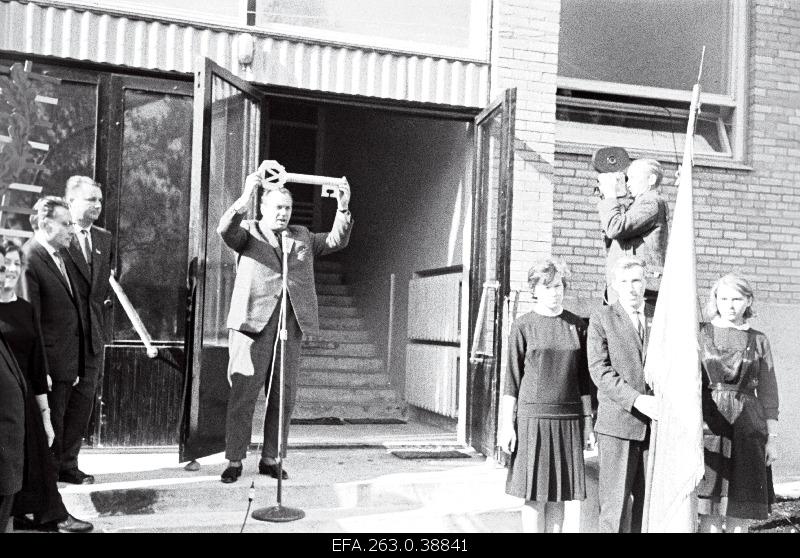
[251,231,305,523]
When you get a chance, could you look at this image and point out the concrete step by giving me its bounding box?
[83,506,522,534]
[315,283,351,296]
[318,305,360,318]
[300,343,379,358]
[298,386,397,404]
[58,451,520,534]
[313,330,373,343]
[52,448,605,533]
[297,370,392,388]
[315,272,344,284]
[300,356,383,371]
[293,400,406,420]
[317,294,355,307]
[318,316,366,330]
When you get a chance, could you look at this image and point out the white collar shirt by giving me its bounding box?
[620,302,646,334]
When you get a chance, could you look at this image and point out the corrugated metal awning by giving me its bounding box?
[0,0,489,107]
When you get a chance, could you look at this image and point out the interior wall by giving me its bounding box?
[319,106,471,395]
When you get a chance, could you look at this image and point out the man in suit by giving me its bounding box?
[217,171,353,483]
[22,196,93,485]
[597,158,669,307]
[0,316,26,532]
[587,256,659,533]
[63,176,114,444]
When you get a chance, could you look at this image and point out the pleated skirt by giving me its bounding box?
[505,417,586,502]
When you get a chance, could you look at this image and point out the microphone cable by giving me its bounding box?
[240,481,256,533]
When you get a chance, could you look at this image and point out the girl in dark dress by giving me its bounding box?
[499,258,594,532]
[697,273,779,533]
[0,242,92,532]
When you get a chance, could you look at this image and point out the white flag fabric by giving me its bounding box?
[642,84,706,532]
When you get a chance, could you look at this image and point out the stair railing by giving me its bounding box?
[339,271,398,377]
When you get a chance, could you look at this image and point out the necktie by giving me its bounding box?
[81,229,92,266]
[636,311,646,344]
[54,253,73,296]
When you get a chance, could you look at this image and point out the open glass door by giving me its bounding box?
[99,75,193,447]
[466,88,516,457]
[179,58,265,462]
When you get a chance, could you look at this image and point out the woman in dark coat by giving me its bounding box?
[0,242,92,532]
[499,258,595,532]
[697,273,779,533]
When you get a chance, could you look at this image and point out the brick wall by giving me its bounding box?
[492,0,561,301]
[552,0,800,314]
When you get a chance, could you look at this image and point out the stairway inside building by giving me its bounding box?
[251,256,406,434]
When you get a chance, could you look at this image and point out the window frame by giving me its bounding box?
[555,0,749,164]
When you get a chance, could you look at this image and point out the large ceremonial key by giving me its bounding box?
[258,160,347,197]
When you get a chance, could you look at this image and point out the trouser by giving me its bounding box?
[597,432,650,533]
[48,374,96,474]
[84,349,105,445]
[0,493,14,534]
[225,304,302,461]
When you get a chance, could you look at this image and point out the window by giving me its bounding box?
[77,0,244,27]
[250,0,490,60]
[0,60,97,240]
[556,0,747,162]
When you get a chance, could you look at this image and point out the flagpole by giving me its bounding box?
[642,47,705,533]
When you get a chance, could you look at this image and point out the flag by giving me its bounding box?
[642,82,705,532]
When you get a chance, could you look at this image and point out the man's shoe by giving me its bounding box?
[220,464,243,483]
[35,514,94,533]
[58,469,95,485]
[55,515,94,533]
[258,460,288,480]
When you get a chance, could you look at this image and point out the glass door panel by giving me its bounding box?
[202,76,262,346]
[180,58,264,462]
[467,89,515,457]
[113,87,193,342]
[100,75,193,447]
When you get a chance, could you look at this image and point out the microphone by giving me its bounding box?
[281,230,294,254]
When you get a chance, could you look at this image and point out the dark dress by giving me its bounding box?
[0,297,68,524]
[504,310,591,502]
[697,323,778,520]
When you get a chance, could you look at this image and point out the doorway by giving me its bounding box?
[88,59,514,460]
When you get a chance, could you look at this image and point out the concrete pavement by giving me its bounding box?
[12,421,800,533]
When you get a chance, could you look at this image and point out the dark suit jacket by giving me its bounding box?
[587,302,653,441]
[598,189,669,301]
[21,238,84,383]
[64,225,113,355]
[218,208,353,336]
[0,331,26,496]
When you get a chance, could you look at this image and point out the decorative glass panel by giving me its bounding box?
[0,62,96,238]
[114,90,192,342]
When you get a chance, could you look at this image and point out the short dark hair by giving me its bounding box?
[1,241,22,264]
[30,196,70,230]
[527,257,569,294]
